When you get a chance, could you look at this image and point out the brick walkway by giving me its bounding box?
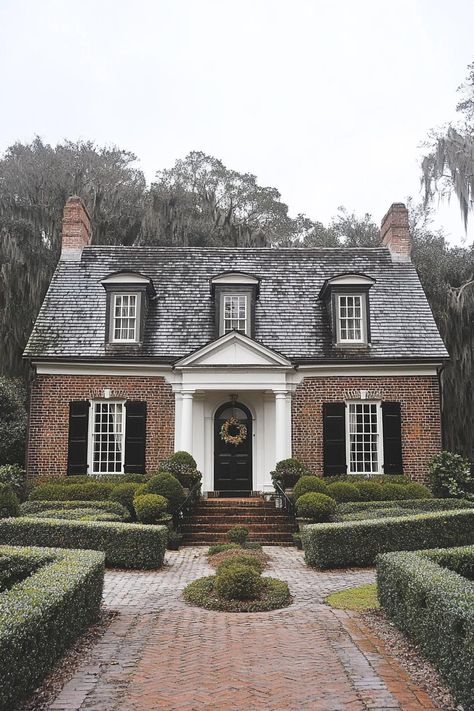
[47,547,438,711]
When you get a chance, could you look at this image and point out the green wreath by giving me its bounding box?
[220,416,247,446]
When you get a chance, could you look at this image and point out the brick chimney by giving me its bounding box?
[60,196,91,260]
[380,203,411,262]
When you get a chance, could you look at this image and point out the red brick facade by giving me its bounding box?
[27,374,175,477]
[292,375,442,482]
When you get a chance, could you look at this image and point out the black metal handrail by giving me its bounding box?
[273,481,297,525]
[172,480,202,532]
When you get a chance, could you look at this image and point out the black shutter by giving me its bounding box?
[124,401,147,474]
[67,401,90,475]
[382,401,403,474]
[323,402,347,475]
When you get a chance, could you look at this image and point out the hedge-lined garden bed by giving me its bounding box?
[377,545,474,710]
[0,518,168,569]
[301,509,474,568]
[20,499,130,520]
[335,498,474,521]
[0,545,104,711]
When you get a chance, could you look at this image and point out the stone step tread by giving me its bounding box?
[183,533,294,542]
[182,524,295,532]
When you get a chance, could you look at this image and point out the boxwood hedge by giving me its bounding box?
[336,497,474,516]
[377,546,474,710]
[301,509,474,568]
[20,499,130,519]
[0,518,167,569]
[29,482,115,502]
[0,545,104,711]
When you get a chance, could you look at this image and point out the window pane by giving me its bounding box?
[348,402,379,474]
[339,295,363,342]
[223,295,247,334]
[113,294,137,341]
[92,402,124,474]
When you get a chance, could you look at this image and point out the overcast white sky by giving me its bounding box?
[0,0,473,243]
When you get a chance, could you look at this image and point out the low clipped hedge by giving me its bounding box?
[28,508,123,522]
[301,509,474,569]
[0,518,167,569]
[336,497,474,517]
[326,481,361,502]
[0,545,104,711]
[377,546,474,710]
[29,482,115,502]
[134,494,168,524]
[20,499,129,520]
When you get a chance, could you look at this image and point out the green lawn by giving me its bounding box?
[325,583,379,610]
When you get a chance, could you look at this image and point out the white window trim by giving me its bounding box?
[111,292,140,344]
[219,292,251,337]
[88,400,126,475]
[336,293,367,345]
[345,400,384,476]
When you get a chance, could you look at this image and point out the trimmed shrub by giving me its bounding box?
[379,483,411,501]
[326,474,410,486]
[295,492,336,522]
[29,508,122,522]
[184,575,291,613]
[20,499,129,519]
[377,546,474,710]
[208,543,240,555]
[216,555,265,575]
[0,484,20,518]
[29,482,114,502]
[140,473,185,512]
[227,526,249,545]
[110,483,142,517]
[354,481,384,501]
[0,518,168,569]
[215,564,264,600]
[403,483,433,499]
[326,482,361,503]
[428,450,473,498]
[134,494,168,524]
[0,545,104,711]
[271,458,310,489]
[158,451,200,488]
[293,476,328,501]
[336,497,474,516]
[302,509,474,568]
[0,464,26,500]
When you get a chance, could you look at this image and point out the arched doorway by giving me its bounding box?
[214,401,253,495]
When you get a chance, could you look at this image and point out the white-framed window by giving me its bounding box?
[112,293,138,342]
[346,401,383,475]
[222,293,249,335]
[90,401,125,474]
[337,293,365,343]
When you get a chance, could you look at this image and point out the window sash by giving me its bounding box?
[90,401,125,474]
[112,293,138,342]
[337,294,364,343]
[346,401,383,475]
[222,294,248,334]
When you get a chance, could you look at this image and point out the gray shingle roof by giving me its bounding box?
[24,246,448,363]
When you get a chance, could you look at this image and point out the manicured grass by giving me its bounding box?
[325,583,379,610]
[183,575,292,612]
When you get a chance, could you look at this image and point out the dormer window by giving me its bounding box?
[112,293,139,342]
[318,273,375,348]
[101,271,156,348]
[211,271,260,338]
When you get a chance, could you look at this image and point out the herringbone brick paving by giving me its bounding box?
[47,547,439,711]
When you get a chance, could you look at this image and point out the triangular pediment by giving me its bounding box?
[175,332,292,368]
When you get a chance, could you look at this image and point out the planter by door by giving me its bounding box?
[214,402,252,496]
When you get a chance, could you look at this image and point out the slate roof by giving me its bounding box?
[24,246,449,363]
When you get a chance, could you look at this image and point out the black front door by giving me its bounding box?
[214,402,252,495]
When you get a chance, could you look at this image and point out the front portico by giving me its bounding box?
[170,331,297,494]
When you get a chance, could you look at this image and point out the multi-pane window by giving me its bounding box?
[223,294,248,334]
[338,294,363,342]
[113,293,138,342]
[92,402,124,474]
[347,402,380,475]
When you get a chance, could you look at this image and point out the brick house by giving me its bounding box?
[24,197,448,492]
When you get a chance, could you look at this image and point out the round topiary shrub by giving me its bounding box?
[140,473,186,512]
[109,483,141,517]
[293,476,329,501]
[0,483,20,518]
[295,492,336,521]
[215,564,264,601]
[355,481,384,501]
[227,526,249,545]
[271,458,310,489]
[0,464,26,500]
[159,451,201,489]
[403,483,433,499]
[216,555,265,575]
[166,451,197,469]
[326,482,361,503]
[134,494,169,524]
[379,483,411,501]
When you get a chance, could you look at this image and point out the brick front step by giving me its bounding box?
[190,515,289,525]
[183,523,292,534]
[184,532,295,543]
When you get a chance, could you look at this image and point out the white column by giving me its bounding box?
[274,390,288,464]
[180,390,194,454]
